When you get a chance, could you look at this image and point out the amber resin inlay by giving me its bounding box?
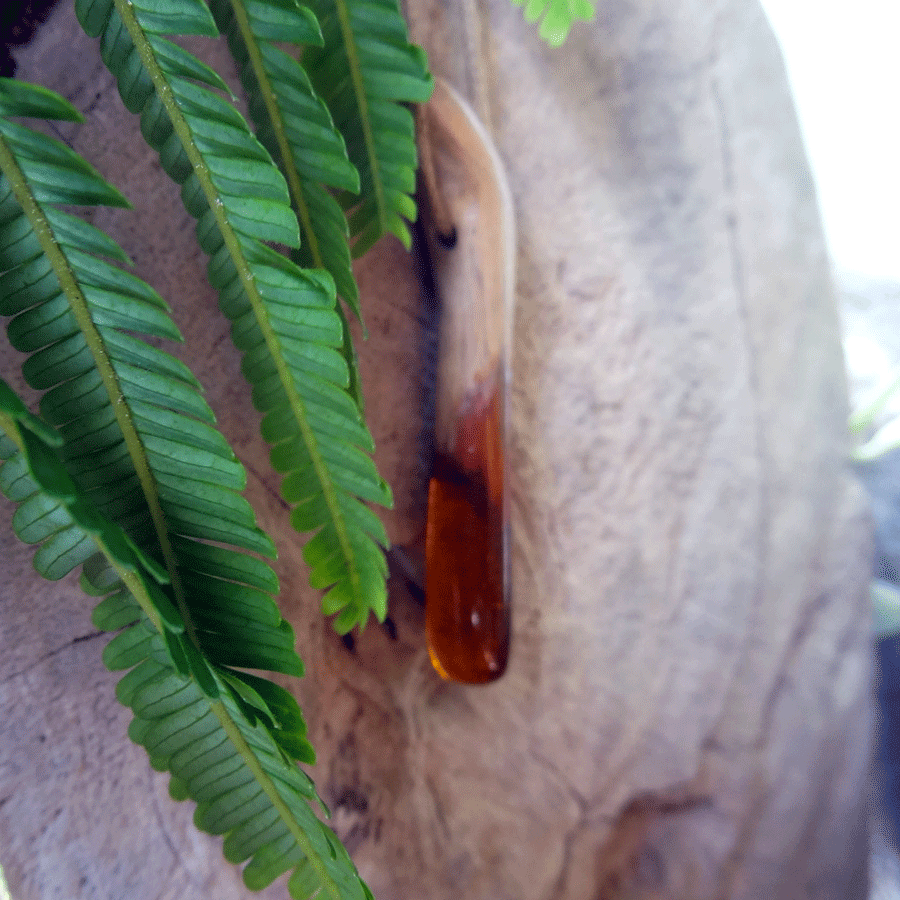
[425,386,509,683]
[418,78,514,684]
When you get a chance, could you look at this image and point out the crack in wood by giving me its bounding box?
[1,631,104,685]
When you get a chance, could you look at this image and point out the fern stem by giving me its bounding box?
[112,0,365,611]
[209,698,341,900]
[227,0,325,271]
[0,131,186,641]
[333,0,388,239]
[102,569,164,630]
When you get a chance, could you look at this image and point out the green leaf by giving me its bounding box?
[302,0,434,254]
[121,660,368,900]
[226,670,316,765]
[510,0,595,46]
[0,82,368,898]
[0,376,62,447]
[0,119,130,208]
[209,0,367,408]
[92,587,142,630]
[81,0,394,635]
[105,621,157,670]
[0,95,284,643]
[0,335,359,900]
[0,78,84,122]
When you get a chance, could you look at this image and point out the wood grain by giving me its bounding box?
[0,0,873,898]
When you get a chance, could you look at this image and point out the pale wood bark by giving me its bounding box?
[0,0,871,898]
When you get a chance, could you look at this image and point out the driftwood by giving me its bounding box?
[0,0,872,898]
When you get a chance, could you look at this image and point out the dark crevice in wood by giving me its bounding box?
[1,0,62,77]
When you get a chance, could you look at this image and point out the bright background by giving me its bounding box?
[759,0,900,281]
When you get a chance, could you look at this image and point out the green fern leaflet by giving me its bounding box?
[75,0,393,632]
[210,0,360,314]
[208,0,368,407]
[0,79,372,900]
[302,0,434,257]
[511,0,595,46]
[0,378,369,899]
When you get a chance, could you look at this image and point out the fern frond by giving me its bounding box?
[509,0,595,47]
[0,79,374,899]
[301,0,434,257]
[209,0,368,408]
[0,377,175,633]
[0,78,281,633]
[210,0,359,313]
[75,0,392,631]
[0,377,370,900]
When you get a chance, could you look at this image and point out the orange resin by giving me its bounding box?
[425,386,509,683]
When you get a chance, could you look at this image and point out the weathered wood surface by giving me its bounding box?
[0,0,872,898]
